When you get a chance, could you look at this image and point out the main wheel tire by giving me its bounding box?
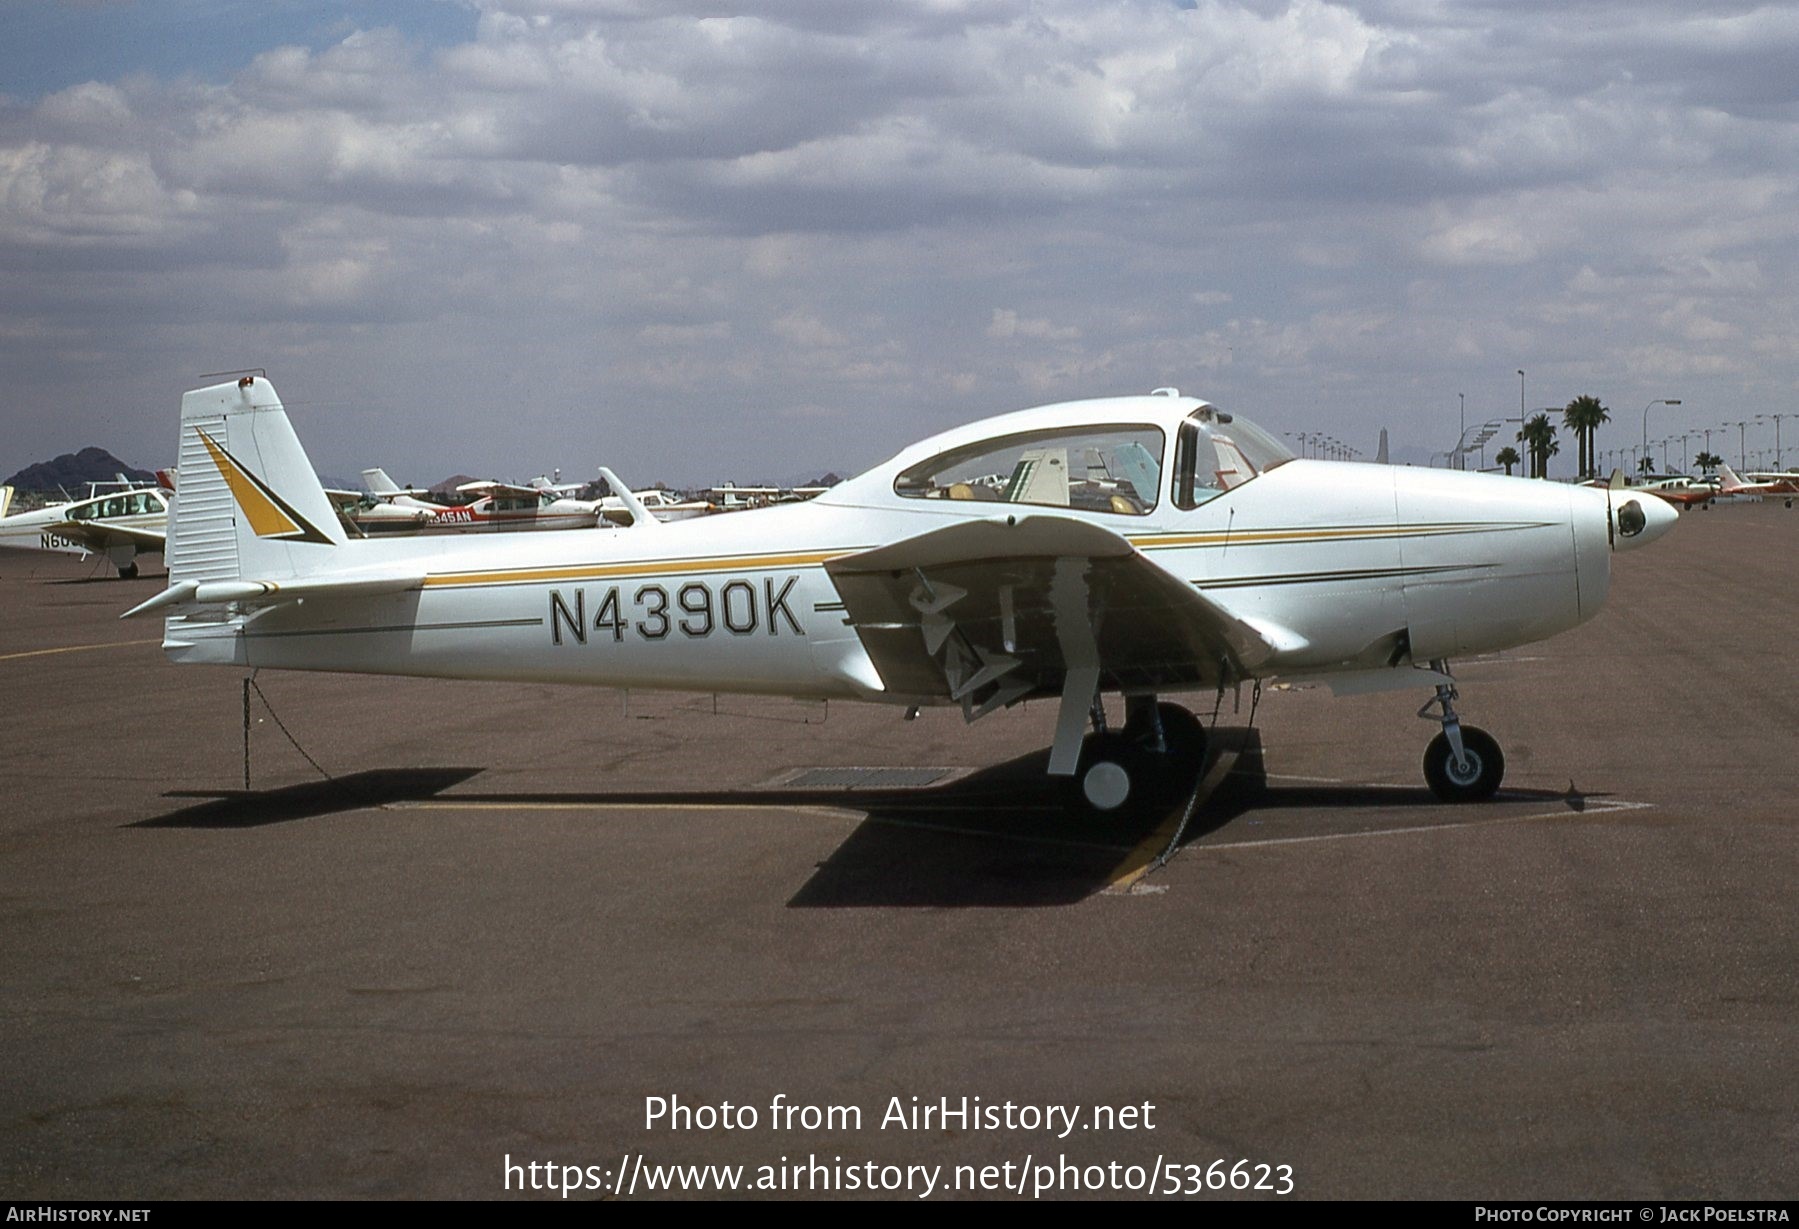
[117,561,139,579]
[1423,726,1504,802]
[1070,732,1136,815]
[1080,757,1133,812]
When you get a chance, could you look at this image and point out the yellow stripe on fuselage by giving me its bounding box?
[422,549,855,590]
[413,522,1542,592]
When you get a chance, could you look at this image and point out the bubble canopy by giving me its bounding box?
[890,402,1293,516]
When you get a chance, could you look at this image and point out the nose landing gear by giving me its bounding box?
[1418,661,1504,801]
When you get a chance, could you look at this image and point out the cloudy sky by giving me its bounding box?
[4,0,1796,486]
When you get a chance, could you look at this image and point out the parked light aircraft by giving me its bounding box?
[603,485,712,525]
[442,481,604,531]
[362,468,456,513]
[127,376,1678,812]
[530,473,712,526]
[709,482,830,511]
[0,481,169,576]
[1632,474,1721,512]
[358,468,603,533]
[1718,465,1796,508]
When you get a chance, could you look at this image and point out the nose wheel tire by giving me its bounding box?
[1423,726,1504,802]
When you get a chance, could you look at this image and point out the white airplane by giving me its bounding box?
[321,483,440,534]
[603,485,712,526]
[1718,464,1796,508]
[362,467,454,512]
[708,482,831,510]
[530,472,712,526]
[357,469,604,533]
[0,481,169,577]
[126,376,1677,812]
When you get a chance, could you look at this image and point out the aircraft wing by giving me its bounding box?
[40,518,167,552]
[824,514,1292,705]
[457,480,543,499]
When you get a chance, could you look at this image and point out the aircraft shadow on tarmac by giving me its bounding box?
[133,729,1601,907]
[136,767,488,829]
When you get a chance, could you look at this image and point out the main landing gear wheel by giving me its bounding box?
[1079,737,1135,813]
[1423,726,1504,802]
[117,561,139,580]
[1072,701,1208,816]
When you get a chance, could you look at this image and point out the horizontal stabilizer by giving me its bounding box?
[123,570,424,619]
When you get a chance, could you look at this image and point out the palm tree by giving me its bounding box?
[1637,454,1656,476]
[1694,450,1723,475]
[1495,446,1521,476]
[1517,413,1560,479]
[1562,395,1609,479]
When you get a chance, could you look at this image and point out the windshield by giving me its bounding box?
[895,424,1165,516]
[1172,407,1294,509]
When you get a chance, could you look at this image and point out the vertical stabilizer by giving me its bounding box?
[363,467,402,495]
[168,376,344,589]
[1376,429,1389,465]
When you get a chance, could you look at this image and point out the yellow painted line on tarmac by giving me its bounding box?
[0,637,161,663]
[387,799,859,820]
[1105,741,1242,892]
[1188,799,1655,852]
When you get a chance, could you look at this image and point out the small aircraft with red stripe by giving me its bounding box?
[1718,464,1797,508]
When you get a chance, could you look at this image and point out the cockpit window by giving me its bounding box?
[1172,407,1294,509]
[895,424,1164,516]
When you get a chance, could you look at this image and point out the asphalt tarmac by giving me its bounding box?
[1,499,1793,1201]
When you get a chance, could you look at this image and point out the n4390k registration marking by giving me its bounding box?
[549,577,804,645]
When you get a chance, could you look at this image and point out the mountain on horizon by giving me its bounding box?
[4,447,156,494]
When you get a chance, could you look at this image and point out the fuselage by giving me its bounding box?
[164,394,1643,705]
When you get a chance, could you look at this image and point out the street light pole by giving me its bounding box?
[1458,393,1465,471]
[1642,398,1681,468]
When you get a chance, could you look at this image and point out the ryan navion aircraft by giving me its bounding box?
[127,376,1677,813]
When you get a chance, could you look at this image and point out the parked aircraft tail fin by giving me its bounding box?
[0,485,12,520]
[1717,463,1746,493]
[362,467,403,496]
[1375,429,1389,465]
[167,376,345,591]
